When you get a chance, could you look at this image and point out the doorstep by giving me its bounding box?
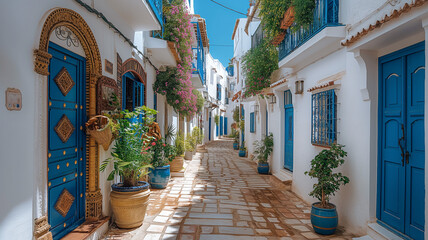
[365,223,405,240]
[62,217,110,240]
[272,169,293,184]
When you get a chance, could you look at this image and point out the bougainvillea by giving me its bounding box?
[154,0,198,116]
[242,39,278,98]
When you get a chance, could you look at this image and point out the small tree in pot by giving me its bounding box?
[170,131,185,172]
[100,106,155,229]
[253,133,274,174]
[305,144,350,235]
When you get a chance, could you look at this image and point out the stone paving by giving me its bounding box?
[103,139,354,240]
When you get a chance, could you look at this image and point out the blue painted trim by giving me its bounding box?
[250,112,255,133]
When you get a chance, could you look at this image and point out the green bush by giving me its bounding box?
[174,131,185,156]
[253,133,274,164]
[305,144,350,208]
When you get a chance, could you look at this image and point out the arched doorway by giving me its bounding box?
[34,8,103,239]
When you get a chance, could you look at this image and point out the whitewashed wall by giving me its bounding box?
[0,0,161,239]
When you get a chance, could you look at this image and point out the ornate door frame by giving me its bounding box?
[33,8,103,239]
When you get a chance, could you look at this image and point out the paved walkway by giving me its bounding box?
[104,139,354,240]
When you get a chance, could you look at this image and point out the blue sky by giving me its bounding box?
[194,0,250,67]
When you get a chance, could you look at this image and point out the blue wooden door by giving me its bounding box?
[224,117,228,135]
[379,42,425,239]
[48,42,86,239]
[208,114,212,141]
[284,91,293,171]
[220,116,224,136]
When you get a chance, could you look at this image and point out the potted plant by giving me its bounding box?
[170,131,185,172]
[148,136,176,189]
[253,133,274,174]
[99,106,154,229]
[239,142,247,157]
[233,130,239,150]
[305,144,350,235]
[184,132,195,160]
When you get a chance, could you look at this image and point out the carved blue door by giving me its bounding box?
[220,116,224,136]
[224,117,228,135]
[48,42,86,239]
[208,113,212,141]
[284,90,293,171]
[378,42,425,240]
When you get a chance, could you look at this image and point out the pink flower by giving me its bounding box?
[152,142,156,146]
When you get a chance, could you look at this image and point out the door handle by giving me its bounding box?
[398,124,405,167]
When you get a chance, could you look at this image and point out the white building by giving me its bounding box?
[239,0,428,239]
[0,0,196,239]
[202,53,230,143]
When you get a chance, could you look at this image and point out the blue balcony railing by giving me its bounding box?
[192,22,206,85]
[278,0,340,61]
[147,0,163,29]
[226,66,234,77]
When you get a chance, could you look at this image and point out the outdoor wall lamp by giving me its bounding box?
[252,103,259,114]
[268,95,277,104]
[203,90,208,100]
[295,80,304,94]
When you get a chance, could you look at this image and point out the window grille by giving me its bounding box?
[311,89,337,146]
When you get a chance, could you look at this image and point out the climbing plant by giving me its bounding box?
[259,0,292,39]
[242,38,278,97]
[293,0,316,29]
[154,0,198,117]
[214,115,220,126]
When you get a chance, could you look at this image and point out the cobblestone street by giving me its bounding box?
[104,139,354,240]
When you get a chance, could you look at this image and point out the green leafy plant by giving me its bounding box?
[233,106,240,123]
[149,138,176,168]
[253,133,274,164]
[240,141,247,151]
[165,123,176,144]
[214,115,220,126]
[242,38,278,97]
[292,0,316,29]
[100,106,156,187]
[193,89,205,114]
[259,0,292,39]
[192,127,203,145]
[174,131,185,156]
[184,132,196,152]
[240,120,245,132]
[305,144,350,208]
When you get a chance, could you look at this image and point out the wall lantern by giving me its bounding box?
[252,103,260,114]
[203,90,209,100]
[295,80,304,94]
[268,95,277,104]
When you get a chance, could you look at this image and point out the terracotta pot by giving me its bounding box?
[184,151,193,160]
[110,182,150,229]
[170,156,184,172]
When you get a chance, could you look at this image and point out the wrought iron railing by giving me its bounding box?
[146,0,163,28]
[251,23,264,49]
[226,66,234,77]
[192,22,206,85]
[278,0,340,61]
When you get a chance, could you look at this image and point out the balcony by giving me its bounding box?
[191,21,206,88]
[278,0,345,69]
[104,0,163,31]
[251,23,264,49]
[226,66,234,77]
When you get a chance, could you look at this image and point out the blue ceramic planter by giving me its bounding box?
[238,150,246,157]
[233,143,239,150]
[257,163,269,174]
[148,166,170,189]
[311,202,338,235]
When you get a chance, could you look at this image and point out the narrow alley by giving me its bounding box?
[104,139,354,240]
